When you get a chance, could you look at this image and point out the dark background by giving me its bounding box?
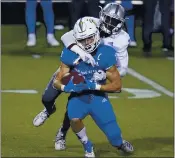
[2,2,144,26]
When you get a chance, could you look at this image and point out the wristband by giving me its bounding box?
[61,85,65,91]
[95,84,101,90]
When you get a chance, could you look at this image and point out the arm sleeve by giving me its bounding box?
[113,31,129,77]
[60,47,77,66]
[61,30,76,48]
[116,48,128,77]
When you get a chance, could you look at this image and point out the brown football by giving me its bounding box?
[61,71,85,85]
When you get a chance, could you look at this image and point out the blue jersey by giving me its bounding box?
[61,45,117,103]
[61,44,117,84]
[60,44,117,102]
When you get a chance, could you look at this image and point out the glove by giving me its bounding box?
[92,70,106,82]
[72,45,96,67]
[63,77,88,93]
[85,79,101,91]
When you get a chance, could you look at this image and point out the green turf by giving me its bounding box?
[1,25,174,157]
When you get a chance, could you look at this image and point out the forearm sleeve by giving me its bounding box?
[61,30,76,48]
[117,49,129,77]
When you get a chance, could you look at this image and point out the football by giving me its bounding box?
[61,71,85,85]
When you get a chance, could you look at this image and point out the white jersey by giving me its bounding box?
[61,17,130,77]
[101,30,130,77]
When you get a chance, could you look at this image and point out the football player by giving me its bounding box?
[54,3,130,150]
[53,18,133,157]
[32,2,130,150]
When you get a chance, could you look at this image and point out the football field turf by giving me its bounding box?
[1,25,174,157]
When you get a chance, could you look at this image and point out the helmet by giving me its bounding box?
[99,2,126,35]
[73,17,100,53]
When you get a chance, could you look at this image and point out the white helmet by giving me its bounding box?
[99,2,126,35]
[73,17,100,53]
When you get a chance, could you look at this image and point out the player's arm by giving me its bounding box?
[61,30,88,55]
[86,65,121,93]
[53,62,70,91]
[100,65,122,92]
[61,30,75,48]
[117,49,129,78]
[114,31,130,77]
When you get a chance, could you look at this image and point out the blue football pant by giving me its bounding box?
[68,96,123,147]
[25,0,54,34]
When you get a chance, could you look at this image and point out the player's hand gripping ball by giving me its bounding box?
[61,71,88,93]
